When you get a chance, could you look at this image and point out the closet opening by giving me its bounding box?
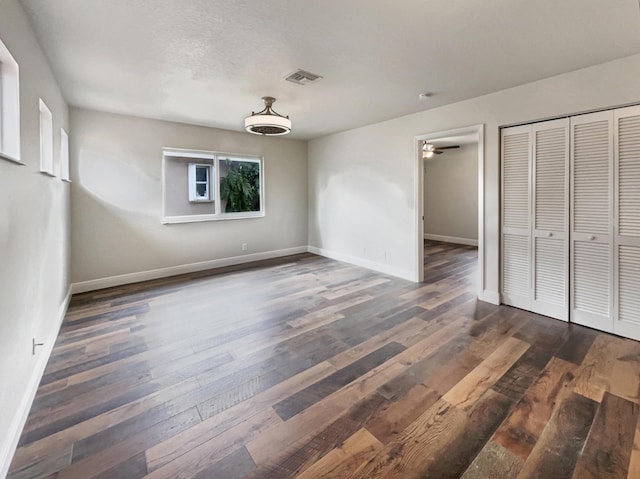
[500,105,640,341]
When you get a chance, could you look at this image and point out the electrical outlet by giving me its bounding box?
[242,243,248,251]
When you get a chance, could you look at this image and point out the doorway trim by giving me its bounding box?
[414,124,486,300]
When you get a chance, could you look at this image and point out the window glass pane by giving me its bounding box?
[219,158,261,213]
[195,166,208,182]
[196,183,208,198]
[166,156,215,216]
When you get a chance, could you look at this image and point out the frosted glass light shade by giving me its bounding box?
[244,114,291,136]
[244,96,292,136]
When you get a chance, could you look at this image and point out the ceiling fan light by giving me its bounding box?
[423,141,436,158]
[245,114,291,136]
[245,96,292,136]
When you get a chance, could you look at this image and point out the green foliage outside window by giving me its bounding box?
[219,159,261,213]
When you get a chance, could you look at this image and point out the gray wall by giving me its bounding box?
[70,108,308,284]
[0,0,70,471]
[424,144,478,241]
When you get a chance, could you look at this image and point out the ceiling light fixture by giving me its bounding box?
[422,141,461,158]
[422,141,436,159]
[244,96,291,136]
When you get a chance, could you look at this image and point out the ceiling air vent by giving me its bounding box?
[285,70,323,85]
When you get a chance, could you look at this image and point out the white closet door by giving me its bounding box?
[613,106,640,341]
[531,119,569,320]
[570,111,614,332]
[501,125,531,310]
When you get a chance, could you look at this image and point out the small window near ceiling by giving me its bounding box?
[60,128,70,181]
[188,163,213,202]
[0,37,21,164]
[39,98,54,176]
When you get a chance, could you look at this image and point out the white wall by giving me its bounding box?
[309,53,640,299]
[424,144,478,242]
[0,0,70,475]
[70,108,308,286]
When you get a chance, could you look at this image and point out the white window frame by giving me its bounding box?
[188,163,214,202]
[0,37,21,164]
[39,98,54,176]
[162,148,265,224]
[60,128,70,181]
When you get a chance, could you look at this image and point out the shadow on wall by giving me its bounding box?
[70,186,163,282]
[78,148,158,217]
[73,148,182,282]
[315,164,412,267]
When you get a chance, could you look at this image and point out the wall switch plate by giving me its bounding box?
[242,243,248,251]
[32,338,44,355]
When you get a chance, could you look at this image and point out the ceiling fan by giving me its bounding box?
[422,141,460,159]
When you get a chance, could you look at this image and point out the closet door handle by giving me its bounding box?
[547,232,553,237]
[588,235,596,241]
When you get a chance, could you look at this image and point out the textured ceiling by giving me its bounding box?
[18,0,640,139]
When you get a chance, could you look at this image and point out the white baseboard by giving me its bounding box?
[0,286,72,479]
[479,290,501,305]
[71,246,309,294]
[308,246,415,282]
[424,234,478,247]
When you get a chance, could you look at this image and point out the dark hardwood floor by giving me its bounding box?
[8,240,640,478]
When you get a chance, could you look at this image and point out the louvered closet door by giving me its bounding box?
[531,119,569,321]
[570,111,614,332]
[501,125,531,310]
[613,106,640,341]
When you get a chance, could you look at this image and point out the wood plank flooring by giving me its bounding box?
[8,240,640,479]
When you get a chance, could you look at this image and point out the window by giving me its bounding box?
[0,37,20,164]
[60,128,70,181]
[188,164,213,202]
[162,148,264,224]
[219,157,262,213]
[39,98,54,176]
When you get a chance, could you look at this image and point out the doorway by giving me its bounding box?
[414,125,485,300]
